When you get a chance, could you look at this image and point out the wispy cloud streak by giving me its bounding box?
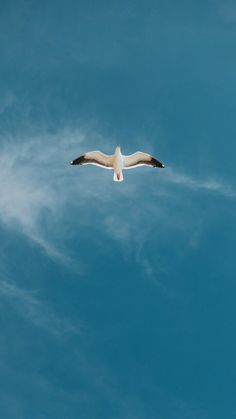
[0,128,90,260]
[164,167,236,197]
[0,278,77,336]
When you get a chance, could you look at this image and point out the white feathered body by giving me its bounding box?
[113,147,124,182]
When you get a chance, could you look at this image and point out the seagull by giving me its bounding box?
[70,146,165,182]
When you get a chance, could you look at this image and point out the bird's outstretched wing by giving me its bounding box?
[123,152,165,169]
[70,151,113,169]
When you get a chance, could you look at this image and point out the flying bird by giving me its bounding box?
[70,146,165,182]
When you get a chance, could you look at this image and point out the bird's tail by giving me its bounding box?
[113,171,123,182]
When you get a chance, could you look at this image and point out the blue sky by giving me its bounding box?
[0,1,236,418]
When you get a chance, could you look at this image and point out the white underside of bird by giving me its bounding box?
[70,146,165,182]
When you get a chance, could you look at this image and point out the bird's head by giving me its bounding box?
[115,145,121,153]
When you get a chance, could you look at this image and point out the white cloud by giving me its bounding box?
[0,278,78,336]
[164,167,236,197]
[0,127,103,261]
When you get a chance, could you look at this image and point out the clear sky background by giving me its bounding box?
[0,1,236,418]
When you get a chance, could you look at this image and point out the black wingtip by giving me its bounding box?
[70,155,85,165]
[150,157,165,168]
